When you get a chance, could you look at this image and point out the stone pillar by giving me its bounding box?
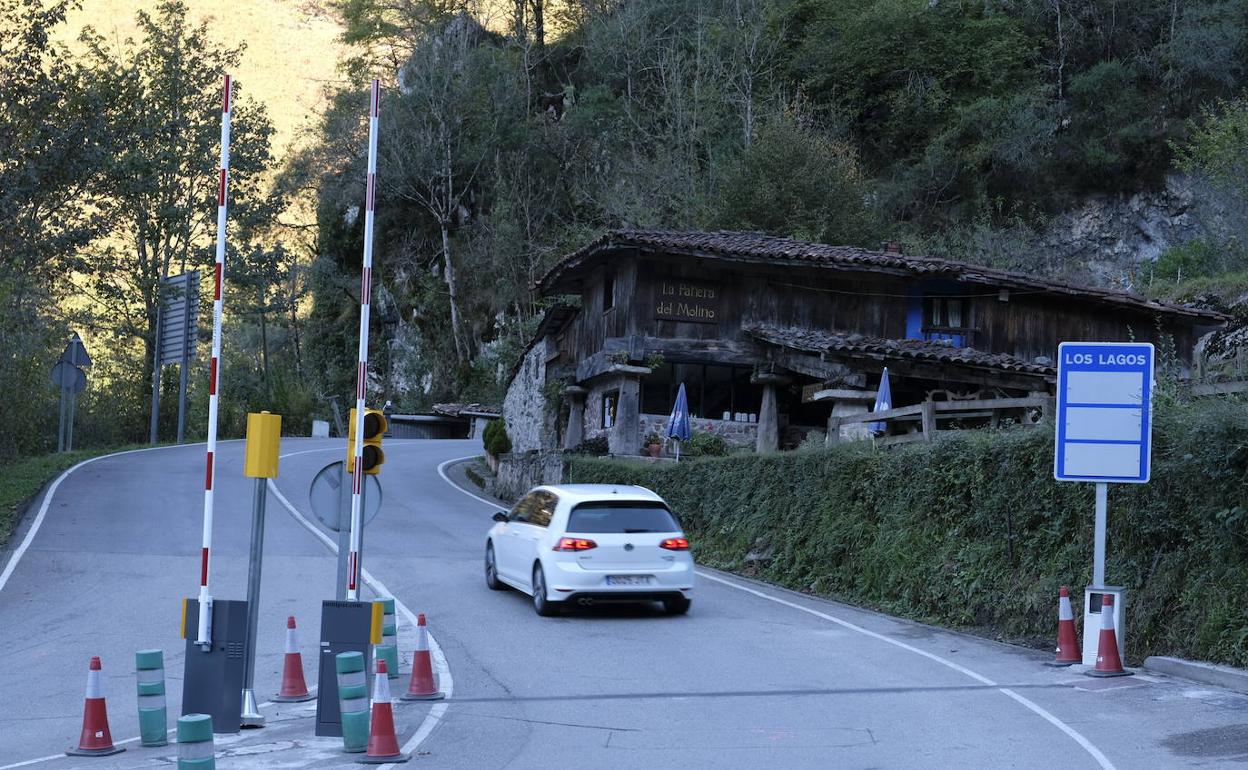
[612,374,642,456]
[563,386,588,449]
[756,384,778,453]
[752,372,789,453]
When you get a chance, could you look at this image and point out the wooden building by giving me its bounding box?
[501,230,1224,460]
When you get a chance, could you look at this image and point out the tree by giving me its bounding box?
[714,114,878,245]
[0,0,112,460]
[78,1,279,399]
[380,15,513,364]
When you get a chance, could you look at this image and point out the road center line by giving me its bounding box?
[267,446,455,769]
[433,453,1115,770]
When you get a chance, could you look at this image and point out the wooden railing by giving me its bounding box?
[827,395,1053,447]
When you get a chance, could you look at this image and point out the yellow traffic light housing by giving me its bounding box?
[347,407,387,475]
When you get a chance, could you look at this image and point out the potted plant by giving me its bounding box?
[644,431,664,457]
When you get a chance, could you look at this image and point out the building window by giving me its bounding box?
[603,271,615,312]
[924,297,970,332]
[602,390,619,428]
[639,363,758,419]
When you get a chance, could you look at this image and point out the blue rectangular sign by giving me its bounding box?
[1054,341,1154,483]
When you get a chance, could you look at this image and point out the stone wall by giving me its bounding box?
[638,413,758,447]
[492,450,567,502]
[502,337,558,452]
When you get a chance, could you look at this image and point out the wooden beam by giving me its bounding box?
[808,387,879,403]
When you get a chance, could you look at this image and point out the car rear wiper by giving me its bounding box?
[623,528,653,533]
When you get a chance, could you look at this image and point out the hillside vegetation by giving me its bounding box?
[300,0,1248,410]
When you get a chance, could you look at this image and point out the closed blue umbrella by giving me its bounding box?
[869,367,892,435]
[666,382,692,459]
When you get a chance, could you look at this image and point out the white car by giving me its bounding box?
[484,484,694,616]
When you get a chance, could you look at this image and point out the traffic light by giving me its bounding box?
[347,407,387,475]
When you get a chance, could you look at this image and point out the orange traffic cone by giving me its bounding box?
[67,656,125,756]
[400,613,444,701]
[356,659,408,764]
[1047,586,1081,667]
[1086,594,1132,677]
[273,616,315,702]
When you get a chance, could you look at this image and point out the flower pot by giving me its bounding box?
[646,443,662,458]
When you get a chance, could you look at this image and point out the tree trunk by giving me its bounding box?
[441,222,469,364]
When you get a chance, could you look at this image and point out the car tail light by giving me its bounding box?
[553,537,596,551]
[660,537,689,550]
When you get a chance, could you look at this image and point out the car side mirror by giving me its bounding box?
[492,511,508,523]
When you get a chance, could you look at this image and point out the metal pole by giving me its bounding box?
[240,477,267,728]
[150,297,163,445]
[1093,482,1108,586]
[196,74,233,649]
[57,381,67,453]
[66,343,78,452]
[346,79,381,602]
[335,462,350,602]
[177,269,192,444]
[66,385,77,452]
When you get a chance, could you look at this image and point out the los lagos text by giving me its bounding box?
[1063,352,1148,366]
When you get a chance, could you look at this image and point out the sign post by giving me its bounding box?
[1054,341,1154,665]
[51,334,91,452]
[240,411,281,729]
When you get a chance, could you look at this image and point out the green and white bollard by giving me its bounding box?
[135,650,168,747]
[336,651,370,753]
[375,598,399,680]
[176,713,214,769]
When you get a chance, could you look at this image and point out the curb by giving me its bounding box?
[1144,656,1248,694]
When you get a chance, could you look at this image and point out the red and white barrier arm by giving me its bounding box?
[196,74,232,645]
[347,79,381,601]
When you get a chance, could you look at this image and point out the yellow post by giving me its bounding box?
[370,601,384,645]
[244,411,282,479]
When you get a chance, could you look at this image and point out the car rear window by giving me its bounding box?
[566,502,680,534]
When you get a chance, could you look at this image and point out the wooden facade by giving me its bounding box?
[508,230,1225,454]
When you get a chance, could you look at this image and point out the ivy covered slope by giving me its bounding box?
[572,398,1248,667]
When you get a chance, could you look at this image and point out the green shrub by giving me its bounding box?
[571,399,1248,666]
[572,435,609,456]
[482,419,512,456]
[683,431,728,457]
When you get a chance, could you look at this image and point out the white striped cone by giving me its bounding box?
[1087,594,1131,677]
[67,657,124,756]
[1049,586,1081,666]
[358,660,408,763]
[401,613,443,701]
[274,616,314,702]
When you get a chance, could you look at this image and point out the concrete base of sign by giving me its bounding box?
[1082,586,1126,666]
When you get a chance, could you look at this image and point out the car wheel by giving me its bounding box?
[532,564,558,617]
[484,543,506,591]
[662,596,691,615]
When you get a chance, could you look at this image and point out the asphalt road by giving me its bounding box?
[3,438,1248,769]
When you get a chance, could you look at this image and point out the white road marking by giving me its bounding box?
[0,441,242,595]
[266,447,454,768]
[435,453,1115,770]
[695,570,1116,770]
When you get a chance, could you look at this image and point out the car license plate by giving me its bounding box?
[606,575,652,586]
